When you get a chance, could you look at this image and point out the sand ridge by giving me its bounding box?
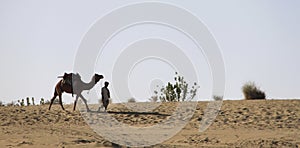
[0,100,299,147]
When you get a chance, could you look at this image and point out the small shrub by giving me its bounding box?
[44,99,59,105]
[26,97,30,106]
[0,101,4,106]
[6,101,15,106]
[242,82,266,100]
[213,95,223,101]
[32,97,35,105]
[20,99,25,106]
[155,72,200,102]
[128,98,136,103]
[44,100,51,105]
[40,98,45,105]
[149,96,158,102]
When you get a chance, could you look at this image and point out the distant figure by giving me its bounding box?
[99,81,110,112]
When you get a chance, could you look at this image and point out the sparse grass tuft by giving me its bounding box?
[213,95,223,101]
[0,101,4,106]
[242,82,266,100]
[127,98,136,103]
[6,101,15,106]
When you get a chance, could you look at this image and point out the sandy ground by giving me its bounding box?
[0,100,299,147]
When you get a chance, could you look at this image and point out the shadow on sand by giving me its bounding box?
[107,111,170,116]
[82,110,170,116]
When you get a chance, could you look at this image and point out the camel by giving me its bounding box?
[48,72,104,111]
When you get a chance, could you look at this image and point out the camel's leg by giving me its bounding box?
[73,95,79,111]
[48,91,58,110]
[58,94,65,110]
[78,94,90,111]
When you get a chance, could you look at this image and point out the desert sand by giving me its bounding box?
[0,100,299,147]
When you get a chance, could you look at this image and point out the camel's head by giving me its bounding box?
[94,74,104,83]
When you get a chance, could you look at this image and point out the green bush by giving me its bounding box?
[40,98,45,105]
[20,99,25,106]
[155,72,200,102]
[242,82,266,100]
[26,97,30,106]
[32,97,35,105]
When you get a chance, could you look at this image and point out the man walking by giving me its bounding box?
[99,81,110,112]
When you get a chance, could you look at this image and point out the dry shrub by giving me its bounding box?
[6,101,15,106]
[242,82,266,100]
[213,95,223,101]
[0,101,4,107]
[127,98,136,103]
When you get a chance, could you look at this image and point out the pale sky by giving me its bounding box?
[0,0,299,104]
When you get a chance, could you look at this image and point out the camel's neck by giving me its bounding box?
[82,76,97,91]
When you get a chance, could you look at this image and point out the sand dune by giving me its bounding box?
[0,100,299,147]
